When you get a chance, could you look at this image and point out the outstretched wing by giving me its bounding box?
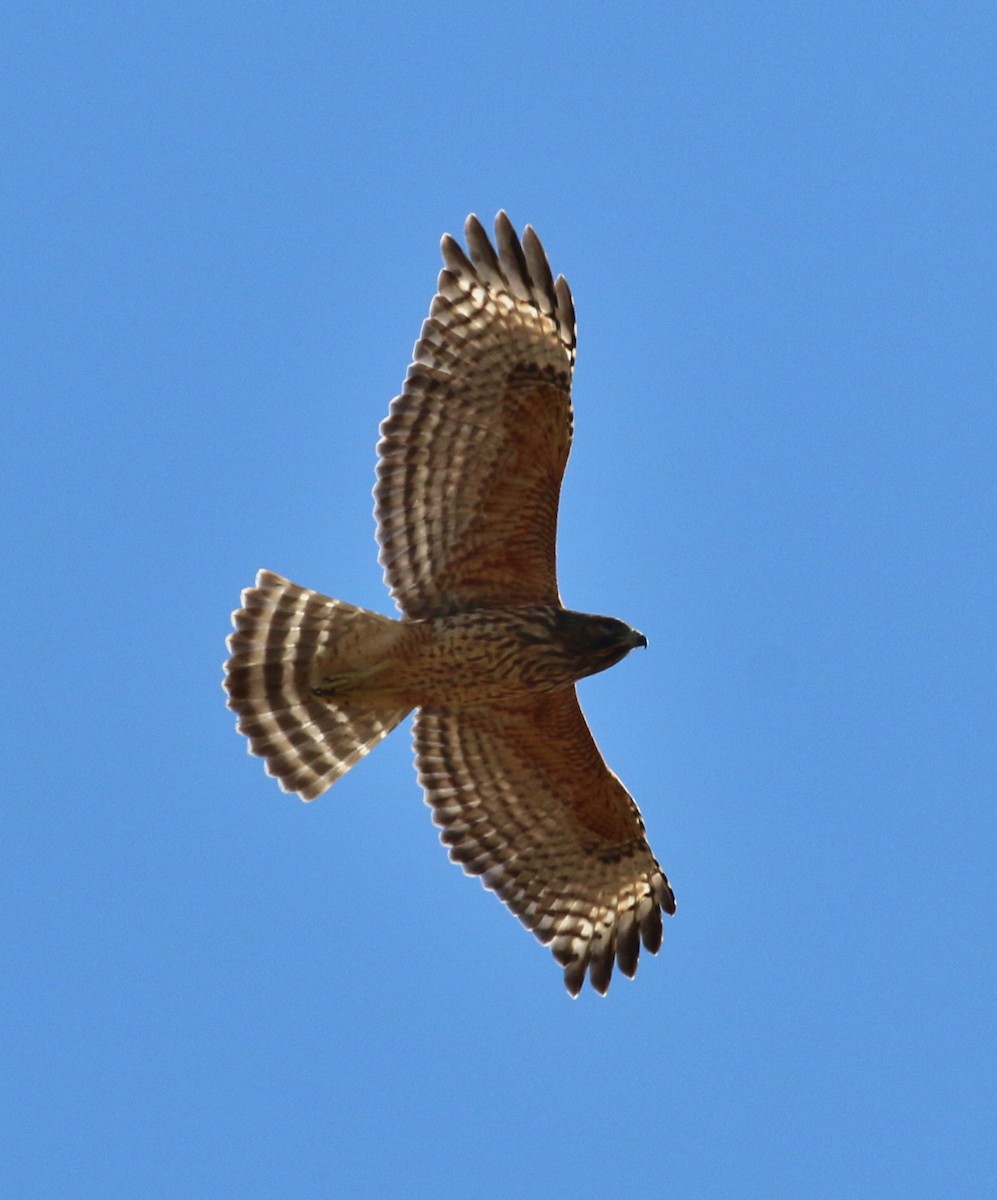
[414,691,675,996]
[375,212,577,619]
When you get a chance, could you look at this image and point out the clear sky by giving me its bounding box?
[5,4,995,1197]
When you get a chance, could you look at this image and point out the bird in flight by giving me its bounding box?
[224,212,675,995]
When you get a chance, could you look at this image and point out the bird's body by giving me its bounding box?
[310,605,647,707]
[224,213,675,995]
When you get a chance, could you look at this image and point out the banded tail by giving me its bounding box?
[224,571,410,800]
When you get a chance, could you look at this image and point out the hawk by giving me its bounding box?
[224,213,675,995]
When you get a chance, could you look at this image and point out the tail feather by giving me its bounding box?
[224,570,410,801]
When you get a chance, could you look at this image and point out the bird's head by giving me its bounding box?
[553,609,647,680]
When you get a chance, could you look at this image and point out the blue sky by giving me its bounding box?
[4,4,995,1197]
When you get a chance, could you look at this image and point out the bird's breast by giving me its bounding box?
[394,607,576,708]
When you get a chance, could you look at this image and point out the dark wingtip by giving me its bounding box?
[588,944,615,995]
[640,904,664,955]
[563,960,585,997]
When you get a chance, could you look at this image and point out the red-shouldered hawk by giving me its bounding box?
[224,213,675,995]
